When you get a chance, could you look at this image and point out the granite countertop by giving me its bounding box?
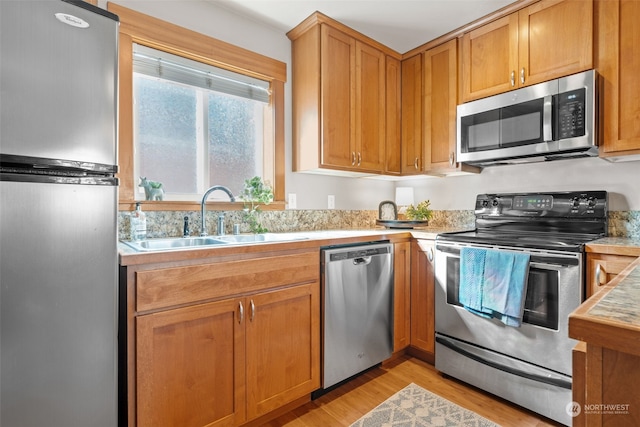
[570,239,640,356]
[118,226,466,266]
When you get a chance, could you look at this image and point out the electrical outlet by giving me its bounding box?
[328,195,335,209]
[288,193,297,209]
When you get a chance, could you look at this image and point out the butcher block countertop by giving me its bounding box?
[570,238,640,357]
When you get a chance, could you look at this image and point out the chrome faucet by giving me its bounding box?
[200,185,236,236]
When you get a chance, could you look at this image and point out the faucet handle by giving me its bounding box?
[183,216,190,238]
[217,213,225,236]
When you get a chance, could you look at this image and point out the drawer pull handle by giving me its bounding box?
[414,157,419,170]
[520,67,525,84]
[595,264,606,285]
[510,70,515,87]
[250,299,256,322]
[352,152,356,166]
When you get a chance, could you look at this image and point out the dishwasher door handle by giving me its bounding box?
[353,256,372,266]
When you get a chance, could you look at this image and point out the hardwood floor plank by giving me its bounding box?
[267,356,562,427]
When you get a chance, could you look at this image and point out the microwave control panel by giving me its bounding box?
[556,88,586,139]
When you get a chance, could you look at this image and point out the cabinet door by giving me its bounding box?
[586,253,636,298]
[136,299,245,427]
[597,0,640,157]
[385,55,402,175]
[410,240,436,358]
[460,13,519,102]
[401,54,423,174]
[355,40,386,172]
[393,242,411,351]
[245,283,320,421]
[424,39,458,173]
[519,0,593,87]
[321,24,355,169]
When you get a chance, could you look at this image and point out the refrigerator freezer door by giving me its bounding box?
[0,180,118,426]
[0,1,118,166]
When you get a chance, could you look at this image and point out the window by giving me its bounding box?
[133,45,270,201]
[108,2,286,210]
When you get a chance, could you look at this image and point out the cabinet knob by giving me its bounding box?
[510,70,515,87]
[520,67,525,85]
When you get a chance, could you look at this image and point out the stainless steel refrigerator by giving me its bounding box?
[0,1,119,425]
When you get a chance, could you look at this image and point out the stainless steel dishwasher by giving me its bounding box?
[320,242,393,389]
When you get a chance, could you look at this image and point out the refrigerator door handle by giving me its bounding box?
[0,172,118,186]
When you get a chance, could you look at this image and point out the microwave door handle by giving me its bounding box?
[543,95,553,142]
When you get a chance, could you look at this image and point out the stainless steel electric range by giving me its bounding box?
[435,191,607,426]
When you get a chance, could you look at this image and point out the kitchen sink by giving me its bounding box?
[122,236,228,252]
[122,233,309,252]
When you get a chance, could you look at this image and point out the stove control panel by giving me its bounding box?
[475,191,608,218]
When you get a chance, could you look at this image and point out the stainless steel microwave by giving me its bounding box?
[456,70,597,167]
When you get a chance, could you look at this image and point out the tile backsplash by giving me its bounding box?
[117,209,640,241]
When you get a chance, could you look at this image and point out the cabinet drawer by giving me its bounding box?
[135,251,319,312]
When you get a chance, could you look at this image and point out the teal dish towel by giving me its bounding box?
[481,250,530,327]
[459,247,530,327]
[459,247,491,318]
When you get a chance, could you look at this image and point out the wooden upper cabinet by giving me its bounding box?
[520,0,593,86]
[401,54,423,174]
[461,13,519,102]
[597,0,640,159]
[423,39,470,173]
[320,25,355,169]
[354,40,386,172]
[385,56,402,175]
[461,0,593,102]
[289,14,399,175]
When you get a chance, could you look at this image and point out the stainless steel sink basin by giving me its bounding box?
[122,236,227,252]
[121,233,308,252]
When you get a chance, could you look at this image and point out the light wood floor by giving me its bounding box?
[265,356,562,427]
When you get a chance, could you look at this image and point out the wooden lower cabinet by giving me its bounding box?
[136,283,319,427]
[409,239,435,362]
[393,241,411,352]
[126,250,321,427]
[136,298,245,427]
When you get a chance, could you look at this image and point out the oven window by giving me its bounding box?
[445,256,559,330]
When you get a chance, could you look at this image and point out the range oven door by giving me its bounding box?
[434,240,583,376]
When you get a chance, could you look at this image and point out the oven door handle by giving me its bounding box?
[435,244,579,267]
[435,336,572,390]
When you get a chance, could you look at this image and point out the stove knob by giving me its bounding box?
[588,197,597,207]
[492,199,499,207]
[481,200,489,208]
[571,197,580,208]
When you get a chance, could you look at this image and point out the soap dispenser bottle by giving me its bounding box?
[130,202,147,241]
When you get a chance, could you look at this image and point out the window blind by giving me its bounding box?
[133,43,270,103]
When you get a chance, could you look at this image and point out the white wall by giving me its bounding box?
[107,1,640,212]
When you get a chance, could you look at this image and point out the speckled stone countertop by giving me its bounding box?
[570,240,640,355]
[587,261,640,327]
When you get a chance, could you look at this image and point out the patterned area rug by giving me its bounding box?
[350,383,499,427]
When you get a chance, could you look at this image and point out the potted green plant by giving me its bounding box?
[405,200,433,222]
[239,176,274,233]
